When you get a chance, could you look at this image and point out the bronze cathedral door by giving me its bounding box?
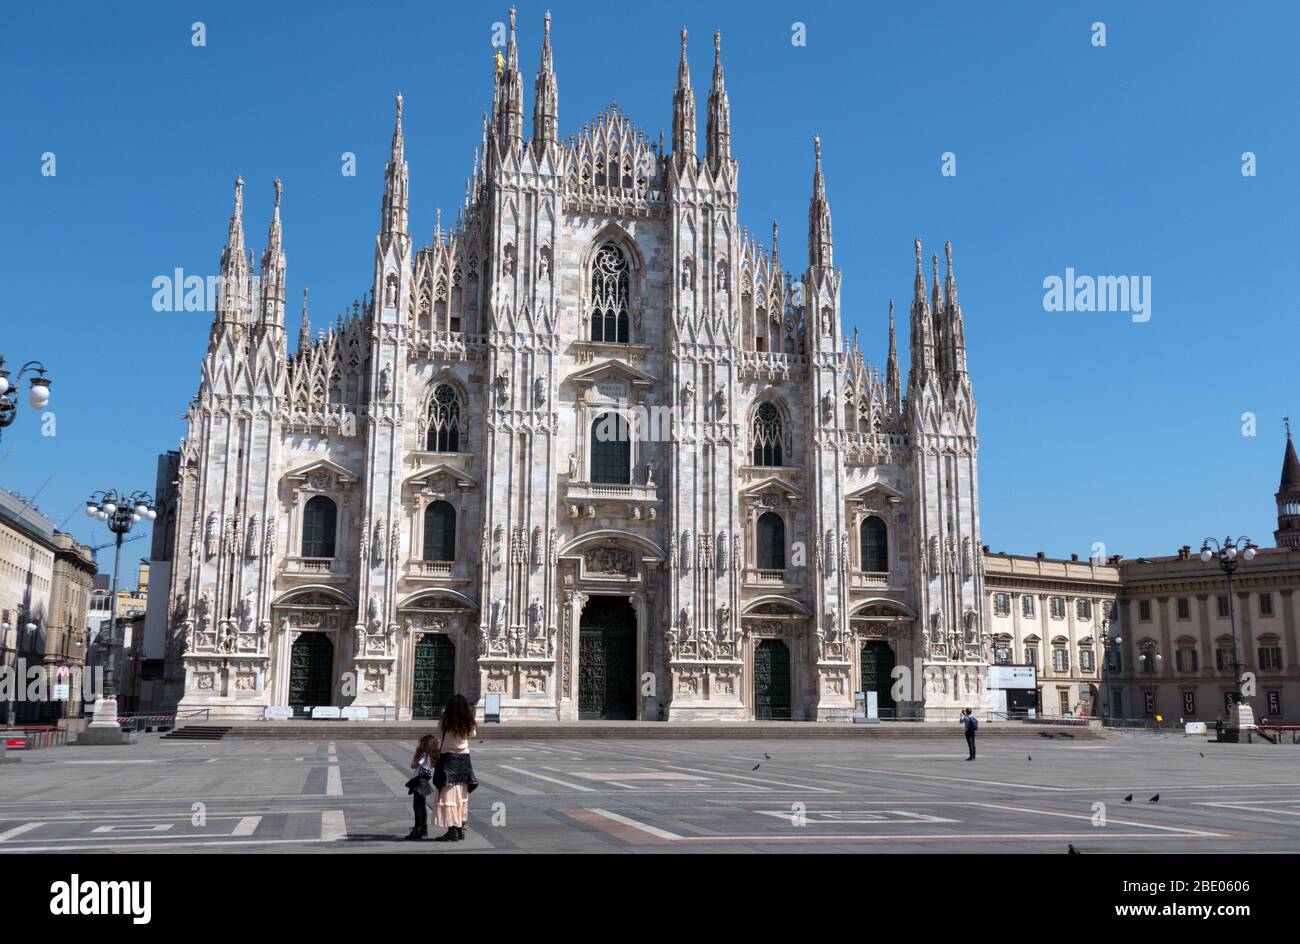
[577,596,637,720]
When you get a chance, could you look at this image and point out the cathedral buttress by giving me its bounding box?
[353,94,413,707]
[801,136,853,717]
[908,239,985,710]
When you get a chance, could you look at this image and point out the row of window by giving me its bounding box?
[422,382,797,475]
[1140,593,1277,621]
[994,645,1096,673]
[992,593,1113,621]
[301,497,456,562]
[1136,644,1284,674]
[299,498,890,576]
[729,514,889,573]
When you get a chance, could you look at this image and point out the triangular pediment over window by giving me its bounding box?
[284,458,357,487]
[405,462,477,490]
[846,480,905,504]
[567,359,657,389]
[741,475,803,500]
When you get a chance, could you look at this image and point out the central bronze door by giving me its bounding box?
[412,634,456,720]
[578,596,637,720]
[288,632,333,712]
[860,640,896,717]
[753,639,792,720]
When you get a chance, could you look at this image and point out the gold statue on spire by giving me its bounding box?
[494,48,505,76]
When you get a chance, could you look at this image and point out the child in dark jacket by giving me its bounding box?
[405,733,438,840]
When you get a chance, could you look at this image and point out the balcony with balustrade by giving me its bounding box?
[281,557,349,580]
[564,480,661,521]
[403,559,474,585]
[743,567,796,590]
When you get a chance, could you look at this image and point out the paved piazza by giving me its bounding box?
[0,733,1296,853]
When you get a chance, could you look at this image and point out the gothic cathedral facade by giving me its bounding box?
[169,10,988,722]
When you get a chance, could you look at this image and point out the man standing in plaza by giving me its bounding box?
[960,708,979,760]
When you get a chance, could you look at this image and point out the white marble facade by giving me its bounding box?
[169,10,987,722]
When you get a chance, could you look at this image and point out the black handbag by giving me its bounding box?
[431,733,447,790]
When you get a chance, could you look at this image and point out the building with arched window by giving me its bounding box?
[167,11,992,724]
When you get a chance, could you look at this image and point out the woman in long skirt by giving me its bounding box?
[432,694,478,842]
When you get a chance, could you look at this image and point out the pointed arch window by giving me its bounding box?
[422,501,456,562]
[860,516,888,573]
[301,496,337,559]
[757,512,786,570]
[590,413,631,484]
[426,384,461,452]
[752,403,784,467]
[590,243,630,343]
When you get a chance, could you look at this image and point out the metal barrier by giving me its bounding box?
[176,708,210,722]
[1,726,68,750]
[1252,725,1300,745]
[1102,716,1190,733]
[115,714,177,734]
[985,710,1091,725]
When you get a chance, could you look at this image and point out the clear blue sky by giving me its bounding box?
[1,0,1294,561]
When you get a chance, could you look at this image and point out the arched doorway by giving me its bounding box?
[578,596,637,720]
[860,641,896,717]
[754,639,792,720]
[288,633,333,711]
[412,634,456,720]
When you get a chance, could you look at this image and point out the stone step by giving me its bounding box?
[161,726,233,741]
[162,721,1103,741]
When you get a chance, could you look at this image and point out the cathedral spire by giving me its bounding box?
[808,136,833,270]
[267,177,283,251]
[931,251,945,379]
[771,220,780,272]
[214,177,251,332]
[381,93,409,239]
[531,10,558,154]
[886,298,901,407]
[671,27,697,162]
[945,241,969,384]
[909,238,935,386]
[226,176,245,258]
[493,6,524,148]
[259,178,286,327]
[298,288,311,351]
[705,30,731,169]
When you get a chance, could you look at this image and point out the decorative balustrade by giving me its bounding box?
[850,570,890,589]
[737,350,807,380]
[407,560,454,577]
[746,568,787,586]
[282,557,346,576]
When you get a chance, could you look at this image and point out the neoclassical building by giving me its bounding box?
[982,430,1300,725]
[167,10,986,721]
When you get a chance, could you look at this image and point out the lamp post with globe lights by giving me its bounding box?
[83,490,155,736]
[2,614,40,725]
[1099,622,1122,720]
[1199,535,1259,740]
[0,356,52,442]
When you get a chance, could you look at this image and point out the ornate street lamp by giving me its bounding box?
[83,490,155,733]
[1,614,39,724]
[0,356,52,441]
[1098,621,1122,720]
[1199,535,1258,741]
